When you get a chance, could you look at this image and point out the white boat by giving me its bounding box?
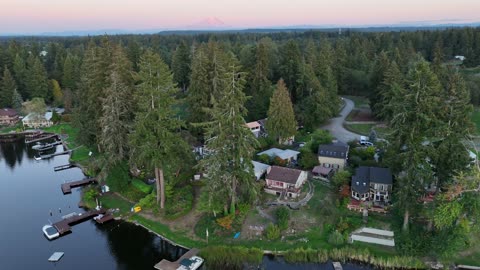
[34,156,42,161]
[42,225,59,240]
[177,256,204,270]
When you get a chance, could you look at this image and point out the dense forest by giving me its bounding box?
[1,27,480,259]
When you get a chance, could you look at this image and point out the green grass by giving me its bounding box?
[99,193,134,215]
[0,122,23,133]
[42,123,93,163]
[131,178,153,194]
[344,123,390,138]
[343,95,370,109]
[130,214,206,248]
[471,109,480,135]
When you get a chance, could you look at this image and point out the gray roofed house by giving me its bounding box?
[317,140,349,170]
[351,166,393,203]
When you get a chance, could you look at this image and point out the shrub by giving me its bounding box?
[216,215,234,230]
[328,230,345,246]
[132,178,153,194]
[298,151,318,169]
[331,170,352,189]
[265,223,281,240]
[84,188,98,202]
[273,156,287,166]
[199,246,262,270]
[257,154,271,164]
[275,206,290,231]
[137,192,157,210]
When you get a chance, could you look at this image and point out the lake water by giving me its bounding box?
[0,140,371,270]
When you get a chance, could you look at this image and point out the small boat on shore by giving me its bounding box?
[42,225,59,240]
[177,256,204,270]
[34,156,42,161]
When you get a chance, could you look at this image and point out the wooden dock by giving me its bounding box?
[154,248,200,270]
[25,133,57,144]
[40,150,71,159]
[61,178,97,194]
[34,141,63,151]
[54,164,75,172]
[94,213,114,224]
[52,208,106,235]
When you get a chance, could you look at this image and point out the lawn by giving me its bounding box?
[43,123,93,163]
[343,96,370,109]
[0,122,23,133]
[344,123,390,138]
[471,109,480,135]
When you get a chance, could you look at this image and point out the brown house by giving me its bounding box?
[0,108,20,126]
[265,166,308,198]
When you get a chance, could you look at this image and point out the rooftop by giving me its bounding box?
[352,166,393,194]
[318,140,349,159]
[267,165,303,184]
[0,108,18,117]
[258,148,300,160]
[245,121,261,129]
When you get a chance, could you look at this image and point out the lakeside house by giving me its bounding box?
[257,148,300,165]
[22,112,53,128]
[317,140,349,171]
[264,166,308,198]
[252,161,270,180]
[351,166,393,203]
[0,108,20,126]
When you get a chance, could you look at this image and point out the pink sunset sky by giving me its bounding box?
[1,0,480,34]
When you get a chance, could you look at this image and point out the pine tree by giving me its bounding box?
[51,79,63,106]
[130,50,189,209]
[267,79,297,144]
[13,54,27,98]
[171,41,191,91]
[0,67,16,108]
[62,53,77,90]
[27,57,49,100]
[199,53,257,214]
[369,51,390,117]
[247,42,273,120]
[11,89,23,111]
[279,40,302,103]
[377,61,403,120]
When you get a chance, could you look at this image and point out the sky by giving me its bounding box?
[1,0,480,34]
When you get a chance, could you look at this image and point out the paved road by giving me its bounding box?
[321,97,362,143]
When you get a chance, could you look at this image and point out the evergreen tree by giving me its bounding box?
[279,40,302,102]
[12,54,27,98]
[247,42,273,120]
[62,53,77,90]
[27,57,49,100]
[369,51,390,117]
[51,79,63,107]
[377,61,403,120]
[0,67,16,108]
[172,41,191,92]
[130,50,189,209]
[267,79,297,144]
[11,89,23,111]
[199,54,257,214]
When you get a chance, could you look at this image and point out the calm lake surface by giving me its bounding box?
[0,140,371,270]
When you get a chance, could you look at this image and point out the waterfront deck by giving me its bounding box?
[154,248,199,270]
[25,133,58,144]
[53,208,106,235]
[61,178,97,194]
[54,164,75,172]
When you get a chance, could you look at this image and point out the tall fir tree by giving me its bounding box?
[51,79,63,107]
[62,53,78,91]
[369,51,390,117]
[130,50,189,209]
[171,41,191,92]
[199,53,257,214]
[11,89,23,111]
[27,57,49,100]
[12,54,27,99]
[267,79,297,144]
[279,40,302,103]
[0,67,16,108]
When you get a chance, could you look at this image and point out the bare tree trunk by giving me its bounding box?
[403,210,409,231]
[155,167,160,205]
[159,168,165,209]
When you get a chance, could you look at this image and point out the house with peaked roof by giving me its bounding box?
[317,140,349,171]
[257,148,300,164]
[246,121,262,138]
[0,108,20,126]
[265,166,308,198]
[22,112,53,128]
[351,166,393,203]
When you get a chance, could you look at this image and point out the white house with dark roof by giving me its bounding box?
[317,140,349,170]
[265,166,308,198]
[351,166,393,202]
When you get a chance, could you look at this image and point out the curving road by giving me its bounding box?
[321,97,362,143]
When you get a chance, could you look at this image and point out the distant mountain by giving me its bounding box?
[187,17,229,30]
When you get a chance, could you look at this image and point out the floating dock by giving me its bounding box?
[40,150,71,159]
[61,178,97,194]
[25,133,58,144]
[154,248,199,270]
[54,164,75,172]
[33,141,62,151]
[48,252,64,262]
[52,208,107,235]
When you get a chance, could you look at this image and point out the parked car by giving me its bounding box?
[359,136,373,146]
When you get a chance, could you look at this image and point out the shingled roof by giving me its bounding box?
[351,166,393,194]
[0,108,18,117]
[318,141,349,159]
[266,166,303,184]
